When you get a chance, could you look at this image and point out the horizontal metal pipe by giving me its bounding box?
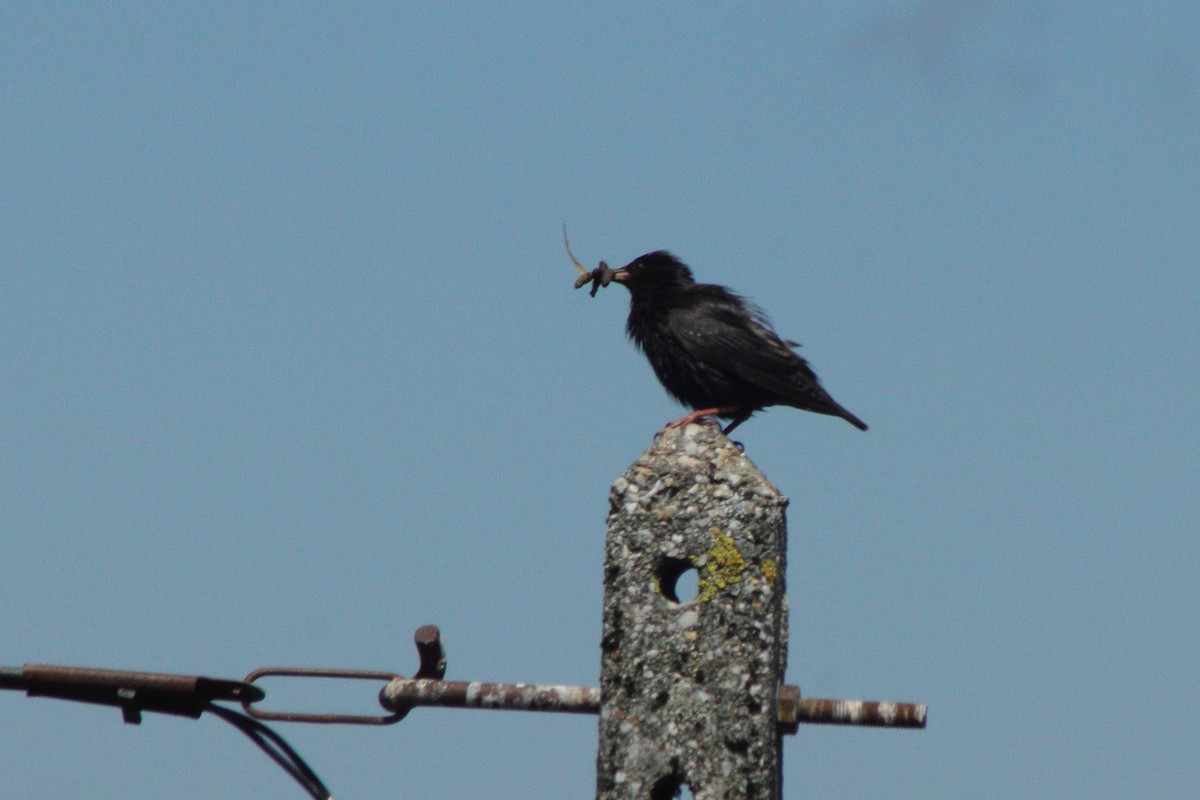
[381,679,926,732]
[799,698,926,727]
[380,678,602,715]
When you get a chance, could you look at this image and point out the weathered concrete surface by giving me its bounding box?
[596,423,789,800]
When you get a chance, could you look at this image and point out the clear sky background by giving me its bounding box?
[2,3,1197,798]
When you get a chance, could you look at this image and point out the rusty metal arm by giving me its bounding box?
[378,676,925,731]
[237,626,926,732]
[380,678,601,715]
[776,685,927,733]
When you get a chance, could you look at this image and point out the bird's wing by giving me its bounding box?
[666,295,867,429]
[667,302,820,395]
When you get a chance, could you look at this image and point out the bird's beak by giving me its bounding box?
[609,267,631,282]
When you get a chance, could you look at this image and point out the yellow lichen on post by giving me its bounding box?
[760,558,778,587]
[698,530,747,602]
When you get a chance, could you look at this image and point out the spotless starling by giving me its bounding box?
[574,244,868,436]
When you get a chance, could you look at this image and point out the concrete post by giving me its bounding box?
[597,423,789,799]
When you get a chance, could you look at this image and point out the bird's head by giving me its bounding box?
[610,251,695,294]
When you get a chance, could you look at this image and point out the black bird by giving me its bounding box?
[607,251,868,435]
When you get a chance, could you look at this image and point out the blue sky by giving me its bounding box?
[2,3,1197,798]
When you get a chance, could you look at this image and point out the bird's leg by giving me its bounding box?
[720,411,752,436]
[662,406,740,432]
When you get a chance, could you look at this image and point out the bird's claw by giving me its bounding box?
[656,414,722,437]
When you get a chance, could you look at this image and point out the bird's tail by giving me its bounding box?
[792,392,869,430]
[841,409,869,431]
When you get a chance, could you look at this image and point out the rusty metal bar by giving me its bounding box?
[8,661,924,731]
[236,626,925,734]
[381,678,601,715]
[777,685,926,732]
[5,633,924,736]
[383,679,925,731]
[795,698,927,728]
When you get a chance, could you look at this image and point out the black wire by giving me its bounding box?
[0,666,28,690]
[3,667,332,797]
[205,703,333,800]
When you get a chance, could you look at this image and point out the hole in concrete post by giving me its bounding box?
[674,568,699,603]
[656,556,699,603]
[650,772,694,800]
